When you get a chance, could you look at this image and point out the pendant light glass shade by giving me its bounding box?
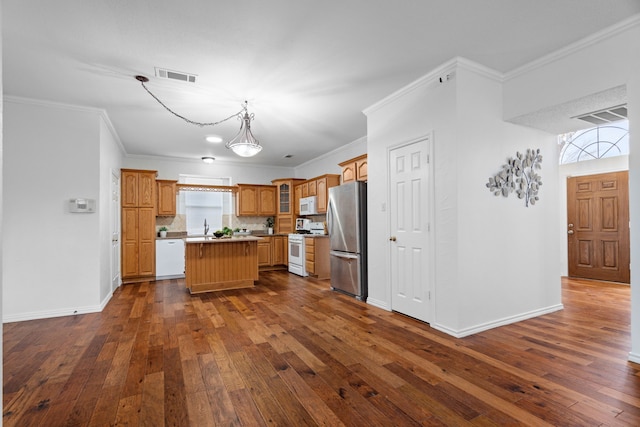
[225,111,262,157]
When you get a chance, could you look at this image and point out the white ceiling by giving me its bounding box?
[4,1,640,166]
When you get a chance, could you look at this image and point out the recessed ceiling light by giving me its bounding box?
[201,156,215,164]
[205,135,223,143]
[283,154,293,158]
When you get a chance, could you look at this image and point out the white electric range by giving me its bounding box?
[288,222,325,276]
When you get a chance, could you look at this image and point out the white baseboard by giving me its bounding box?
[628,352,640,365]
[3,292,113,324]
[431,303,565,338]
[366,297,391,311]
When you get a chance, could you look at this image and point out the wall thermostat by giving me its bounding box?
[69,198,96,213]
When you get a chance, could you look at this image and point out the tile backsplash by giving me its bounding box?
[156,214,271,233]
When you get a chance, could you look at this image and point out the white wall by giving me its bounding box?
[1,2,5,412]
[99,118,124,303]
[629,67,640,363]
[124,156,294,184]
[293,136,367,179]
[503,17,640,362]
[3,99,122,321]
[365,59,458,316]
[503,16,640,122]
[455,65,561,335]
[124,138,368,186]
[365,58,561,337]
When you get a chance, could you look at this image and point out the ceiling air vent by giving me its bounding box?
[154,67,197,83]
[573,105,627,125]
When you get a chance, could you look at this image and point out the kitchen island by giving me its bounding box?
[184,236,262,293]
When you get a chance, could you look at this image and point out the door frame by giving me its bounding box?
[386,133,436,323]
[111,168,121,293]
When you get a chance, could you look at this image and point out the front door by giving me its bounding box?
[567,171,629,283]
[111,170,121,292]
[389,137,432,322]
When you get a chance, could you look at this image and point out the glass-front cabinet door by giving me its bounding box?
[278,183,290,214]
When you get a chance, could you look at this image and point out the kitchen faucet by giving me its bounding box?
[204,219,209,235]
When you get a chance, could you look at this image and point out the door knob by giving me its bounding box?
[568,223,574,228]
[567,230,574,235]
[389,236,397,241]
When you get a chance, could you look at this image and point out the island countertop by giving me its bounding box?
[184,235,263,244]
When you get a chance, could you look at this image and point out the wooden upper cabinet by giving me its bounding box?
[339,154,367,183]
[156,180,177,216]
[237,185,259,216]
[308,180,317,196]
[315,174,340,213]
[300,182,309,198]
[294,184,302,216]
[297,174,340,214]
[272,178,306,233]
[259,186,276,216]
[121,169,157,207]
[274,181,291,215]
[236,184,277,216]
[138,173,155,207]
[122,171,139,207]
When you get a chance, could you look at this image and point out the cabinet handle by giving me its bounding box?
[199,243,203,258]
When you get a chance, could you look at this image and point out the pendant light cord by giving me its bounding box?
[135,75,246,127]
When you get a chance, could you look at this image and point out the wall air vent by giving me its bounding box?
[573,105,627,125]
[154,67,197,83]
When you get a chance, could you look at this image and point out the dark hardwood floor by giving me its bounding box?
[3,273,639,426]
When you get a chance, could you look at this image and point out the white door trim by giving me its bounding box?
[111,169,121,293]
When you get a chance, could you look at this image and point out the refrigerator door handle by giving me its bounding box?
[330,250,359,259]
[327,199,333,235]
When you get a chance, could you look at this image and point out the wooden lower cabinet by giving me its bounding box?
[304,237,330,279]
[258,236,288,269]
[122,207,156,280]
[258,239,272,267]
[272,235,287,265]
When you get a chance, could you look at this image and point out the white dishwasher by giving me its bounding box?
[156,239,185,278]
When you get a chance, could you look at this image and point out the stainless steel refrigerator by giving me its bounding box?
[327,181,367,301]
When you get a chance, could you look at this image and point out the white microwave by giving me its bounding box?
[299,196,317,215]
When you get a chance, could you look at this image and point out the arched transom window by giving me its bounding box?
[559,120,629,165]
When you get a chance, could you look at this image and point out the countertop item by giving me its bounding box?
[185,236,263,244]
[157,231,290,240]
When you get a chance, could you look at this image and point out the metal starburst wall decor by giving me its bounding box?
[486,148,543,207]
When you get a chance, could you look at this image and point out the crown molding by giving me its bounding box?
[505,13,640,81]
[363,57,503,116]
[124,153,294,170]
[293,135,367,170]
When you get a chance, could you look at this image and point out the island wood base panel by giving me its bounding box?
[189,279,255,294]
[185,239,258,293]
